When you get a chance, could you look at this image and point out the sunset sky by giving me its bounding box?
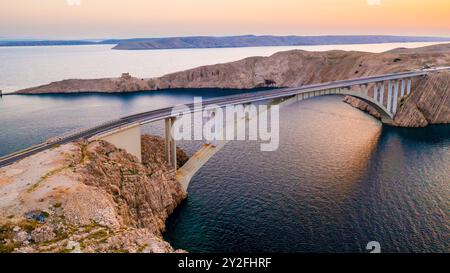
[1,0,449,39]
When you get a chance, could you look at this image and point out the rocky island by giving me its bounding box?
[0,135,188,253]
[14,43,450,127]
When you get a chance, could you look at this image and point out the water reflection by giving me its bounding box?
[165,96,450,253]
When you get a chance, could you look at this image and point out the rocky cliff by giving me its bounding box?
[14,43,450,127]
[145,44,450,90]
[345,71,450,127]
[395,71,450,126]
[0,135,188,253]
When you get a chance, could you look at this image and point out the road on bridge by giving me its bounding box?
[1,67,449,168]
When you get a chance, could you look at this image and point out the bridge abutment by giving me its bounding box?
[91,123,142,162]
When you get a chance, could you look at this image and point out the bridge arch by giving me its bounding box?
[292,88,394,124]
[177,85,401,192]
[176,88,394,192]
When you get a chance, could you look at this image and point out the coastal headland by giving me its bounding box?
[14,43,450,127]
[0,135,188,253]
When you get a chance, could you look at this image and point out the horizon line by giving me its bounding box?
[2,34,450,41]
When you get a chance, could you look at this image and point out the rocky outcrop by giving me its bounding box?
[394,71,450,127]
[141,135,189,169]
[16,73,151,94]
[0,135,188,253]
[343,96,382,120]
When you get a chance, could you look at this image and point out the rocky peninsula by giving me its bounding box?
[110,35,450,50]
[0,135,188,253]
[14,43,450,127]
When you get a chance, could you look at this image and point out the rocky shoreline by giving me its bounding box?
[0,135,188,253]
[13,43,450,127]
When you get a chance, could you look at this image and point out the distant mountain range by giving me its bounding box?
[0,40,108,47]
[1,35,450,50]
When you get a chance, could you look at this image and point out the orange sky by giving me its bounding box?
[1,0,449,39]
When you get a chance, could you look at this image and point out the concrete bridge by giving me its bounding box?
[1,67,449,192]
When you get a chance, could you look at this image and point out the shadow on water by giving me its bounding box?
[9,87,274,101]
[382,124,450,144]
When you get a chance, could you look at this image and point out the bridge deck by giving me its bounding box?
[1,67,449,169]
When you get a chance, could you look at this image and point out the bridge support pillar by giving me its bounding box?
[400,79,406,97]
[361,84,369,96]
[165,117,177,169]
[379,81,385,105]
[387,80,393,113]
[92,123,142,163]
[374,82,379,102]
[407,78,412,95]
[393,80,399,114]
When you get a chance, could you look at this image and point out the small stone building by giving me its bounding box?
[121,73,132,80]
